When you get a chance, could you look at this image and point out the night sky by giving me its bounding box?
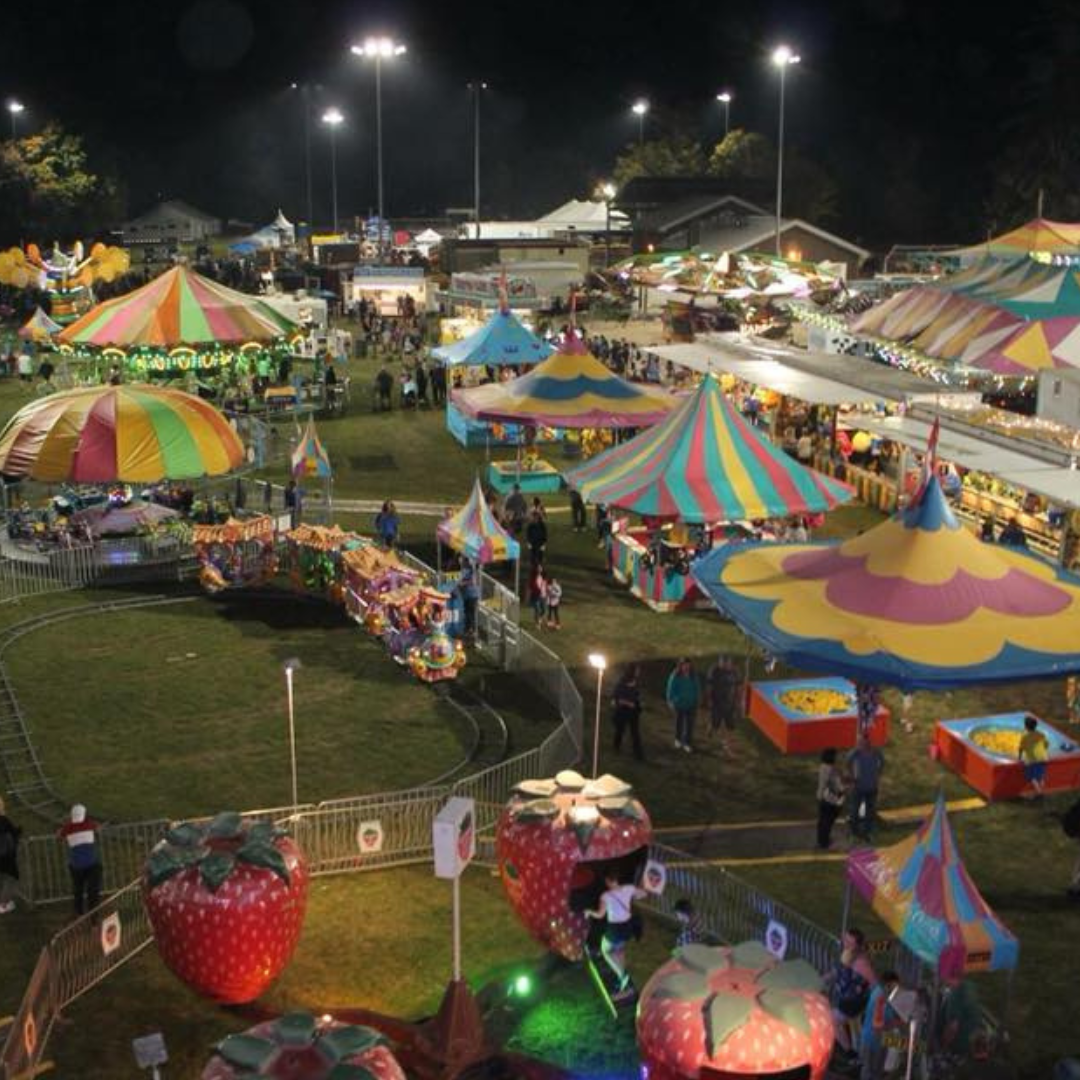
[1,0,1073,246]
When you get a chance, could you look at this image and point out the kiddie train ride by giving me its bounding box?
[192,519,464,683]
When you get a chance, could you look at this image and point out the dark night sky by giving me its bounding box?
[0,0,1062,246]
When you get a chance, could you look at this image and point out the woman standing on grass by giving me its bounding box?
[816,748,846,850]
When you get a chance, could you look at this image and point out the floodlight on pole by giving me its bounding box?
[588,652,607,777]
[284,658,303,811]
[468,81,488,238]
[322,107,344,234]
[7,99,25,140]
[631,99,649,144]
[351,36,407,249]
[771,45,801,256]
[716,91,733,137]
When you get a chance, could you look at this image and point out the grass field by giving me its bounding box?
[1,358,1079,1078]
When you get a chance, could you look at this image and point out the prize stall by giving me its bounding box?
[934,712,1080,800]
[452,330,675,495]
[567,373,851,612]
[433,296,554,448]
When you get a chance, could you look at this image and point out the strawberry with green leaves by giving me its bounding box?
[637,942,835,1080]
[143,812,309,1005]
[202,1013,405,1080]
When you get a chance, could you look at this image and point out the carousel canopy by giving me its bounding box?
[451,332,675,429]
[431,307,554,367]
[691,474,1080,690]
[0,385,244,483]
[18,306,62,342]
[848,796,1018,979]
[437,478,520,564]
[58,265,297,350]
[566,373,851,523]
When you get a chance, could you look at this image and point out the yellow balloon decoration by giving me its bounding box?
[851,431,872,453]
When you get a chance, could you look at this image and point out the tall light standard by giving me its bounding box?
[716,91,733,138]
[631,99,649,144]
[283,657,303,810]
[322,107,344,234]
[468,81,488,239]
[291,83,315,230]
[772,45,801,256]
[588,653,608,777]
[351,36,407,249]
[599,182,616,268]
[7,100,25,140]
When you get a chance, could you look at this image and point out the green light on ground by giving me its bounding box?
[511,973,534,997]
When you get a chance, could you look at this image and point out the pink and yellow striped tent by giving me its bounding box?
[437,478,520,564]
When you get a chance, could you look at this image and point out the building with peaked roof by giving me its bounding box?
[120,200,223,244]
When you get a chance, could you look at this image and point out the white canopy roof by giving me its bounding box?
[536,199,630,232]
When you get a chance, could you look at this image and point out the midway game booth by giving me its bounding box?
[567,372,851,612]
[433,295,555,448]
[843,796,1019,1070]
[0,384,245,581]
[57,265,301,390]
[452,330,675,495]
[694,471,1080,763]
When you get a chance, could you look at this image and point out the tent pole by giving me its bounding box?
[840,876,852,940]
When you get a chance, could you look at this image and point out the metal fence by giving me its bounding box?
[0,545,100,603]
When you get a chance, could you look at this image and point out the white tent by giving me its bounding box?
[413,228,443,257]
[536,198,630,233]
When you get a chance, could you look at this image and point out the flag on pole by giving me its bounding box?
[291,418,332,479]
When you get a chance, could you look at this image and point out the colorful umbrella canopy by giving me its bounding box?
[0,385,244,482]
[58,265,296,349]
[431,308,554,366]
[451,332,675,429]
[847,795,1018,978]
[692,475,1080,689]
[437,478,520,564]
[291,418,332,479]
[566,373,851,523]
[18,306,63,342]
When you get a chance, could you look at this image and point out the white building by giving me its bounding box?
[121,200,222,243]
[1037,369,1080,430]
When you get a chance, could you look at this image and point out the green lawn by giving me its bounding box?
[1,363,1079,1078]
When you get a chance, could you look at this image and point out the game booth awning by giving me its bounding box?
[565,372,852,523]
[0,385,245,483]
[57,265,299,374]
[691,473,1080,690]
[451,332,675,429]
[431,306,555,367]
[437,478,520,565]
[845,795,1019,979]
[18,306,63,342]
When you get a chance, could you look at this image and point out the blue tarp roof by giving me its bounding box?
[431,308,554,367]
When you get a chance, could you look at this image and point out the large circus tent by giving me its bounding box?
[57,265,300,376]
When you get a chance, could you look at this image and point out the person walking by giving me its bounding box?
[528,563,548,629]
[430,360,447,406]
[374,500,400,548]
[525,508,548,566]
[545,574,563,629]
[0,796,25,914]
[816,748,847,850]
[58,804,103,917]
[705,653,741,756]
[1018,714,1049,801]
[586,871,647,995]
[611,664,645,761]
[569,488,587,531]
[458,559,480,642]
[503,483,527,536]
[846,735,885,840]
[665,657,699,753]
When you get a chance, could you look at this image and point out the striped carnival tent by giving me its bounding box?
[566,373,851,523]
[18,306,63,342]
[846,795,1018,979]
[951,218,1080,261]
[451,330,674,429]
[437,478,520,565]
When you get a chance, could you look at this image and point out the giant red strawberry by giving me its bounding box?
[496,770,652,960]
[143,812,309,1004]
[637,942,835,1080]
[202,1013,405,1080]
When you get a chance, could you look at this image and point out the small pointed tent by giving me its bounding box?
[18,306,63,342]
[691,475,1080,690]
[566,373,851,523]
[437,478,520,565]
[452,331,674,429]
[846,796,1018,978]
[291,418,332,479]
[431,307,555,367]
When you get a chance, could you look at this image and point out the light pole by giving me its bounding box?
[351,36,407,252]
[322,107,344,234]
[284,657,303,810]
[772,45,800,256]
[599,182,616,268]
[588,653,607,777]
[468,81,487,239]
[716,91,733,138]
[7,100,25,140]
[631,99,649,145]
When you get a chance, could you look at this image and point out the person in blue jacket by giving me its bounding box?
[665,657,700,753]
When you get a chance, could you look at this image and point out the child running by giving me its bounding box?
[1018,714,1049,801]
[545,575,563,629]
